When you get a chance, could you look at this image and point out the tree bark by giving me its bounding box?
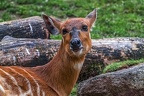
[0,16,50,40]
[0,36,59,67]
[1,36,144,81]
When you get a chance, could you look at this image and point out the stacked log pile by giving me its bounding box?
[1,16,144,82]
[0,36,144,81]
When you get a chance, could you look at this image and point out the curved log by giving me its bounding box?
[0,16,50,39]
[1,36,144,81]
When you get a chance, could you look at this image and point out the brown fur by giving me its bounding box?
[0,9,97,96]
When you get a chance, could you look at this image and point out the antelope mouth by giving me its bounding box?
[71,46,83,52]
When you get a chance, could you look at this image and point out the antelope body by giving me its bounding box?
[0,9,97,96]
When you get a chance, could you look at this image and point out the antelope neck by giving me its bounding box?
[32,43,85,95]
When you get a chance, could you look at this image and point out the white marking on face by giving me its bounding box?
[8,67,33,96]
[21,68,40,96]
[78,48,83,55]
[86,45,89,52]
[0,68,22,95]
[72,48,83,56]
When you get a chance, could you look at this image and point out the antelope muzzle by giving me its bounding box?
[70,27,83,52]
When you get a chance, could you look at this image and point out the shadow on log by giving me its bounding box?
[0,16,50,40]
[1,36,144,82]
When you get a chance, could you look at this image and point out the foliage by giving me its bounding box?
[103,58,144,73]
[70,84,77,96]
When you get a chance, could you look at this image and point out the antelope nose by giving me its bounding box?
[70,38,82,52]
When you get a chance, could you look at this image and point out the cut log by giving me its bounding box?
[0,36,59,67]
[78,64,144,96]
[0,16,50,40]
[1,36,144,82]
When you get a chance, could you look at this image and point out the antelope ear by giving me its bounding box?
[86,9,97,27]
[42,14,61,35]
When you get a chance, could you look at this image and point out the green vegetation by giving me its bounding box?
[70,84,77,96]
[103,58,144,73]
[0,0,144,39]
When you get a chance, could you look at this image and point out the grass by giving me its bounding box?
[70,84,77,96]
[0,0,144,39]
[103,58,144,73]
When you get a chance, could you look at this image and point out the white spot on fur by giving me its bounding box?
[0,85,5,94]
[42,90,45,96]
[72,48,83,56]
[74,62,83,71]
[0,76,11,91]
[86,45,89,52]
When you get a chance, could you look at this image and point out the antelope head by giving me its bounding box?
[42,9,97,58]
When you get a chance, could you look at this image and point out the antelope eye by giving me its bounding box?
[62,29,68,35]
[82,25,88,31]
